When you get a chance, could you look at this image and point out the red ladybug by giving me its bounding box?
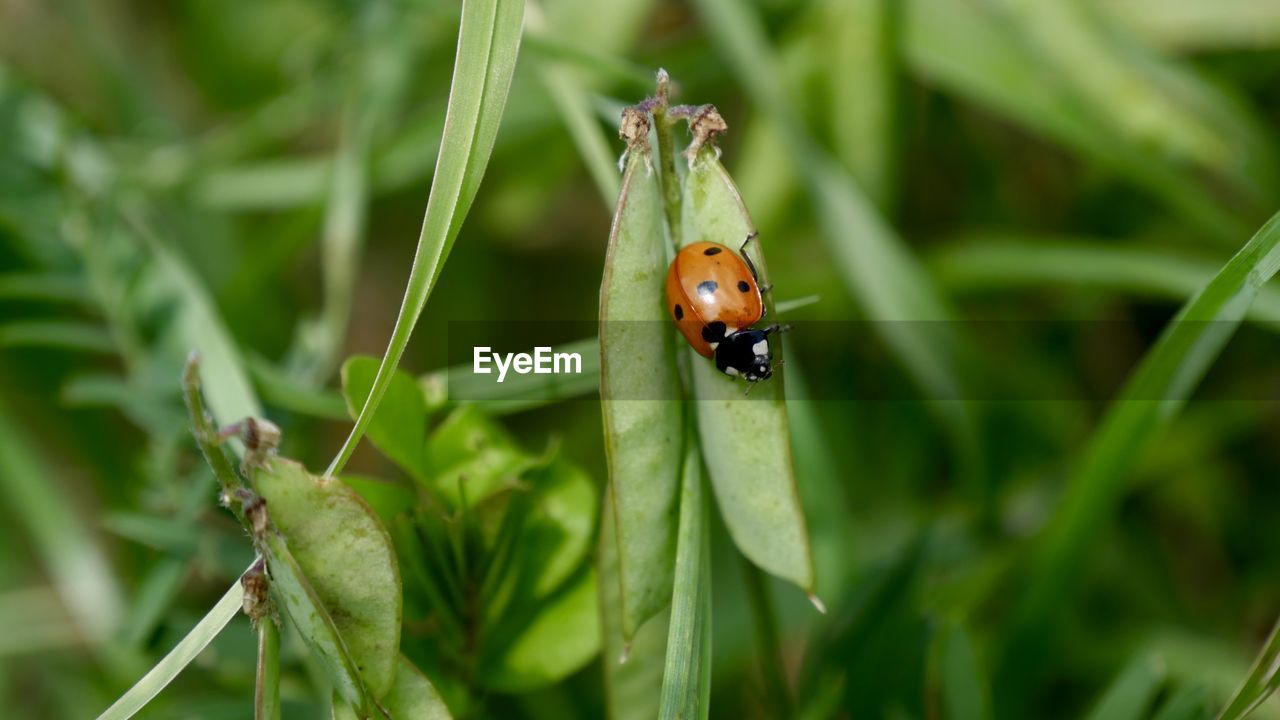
[666,233,784,382]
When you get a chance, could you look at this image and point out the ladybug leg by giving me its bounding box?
[738,232,762,285]
[763,323,791,337]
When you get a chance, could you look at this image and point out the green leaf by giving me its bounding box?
[341,474,418,528]
[678,148,814,593]
[426,405,548,506]
[255,457,402,700]
[483,568,601,692]
[523,457,598,598]
[1218,617,1280,720]
[658,441,711,720]
[94,579,244,720]
[1084,654,1167,720]
[600,144,684,636]
[429,336,600,413]
[341,355,429,481]
[326,0,526,477]
[1006,209,1280,691]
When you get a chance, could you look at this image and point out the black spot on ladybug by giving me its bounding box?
[697,280,718,296]
[703,247,723,256]
[737,280,750,292]
[701,321,727,343]
[674,304,684,320]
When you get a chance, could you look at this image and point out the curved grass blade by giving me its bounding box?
[1084,654,1167,720]
[0,398,123,646]
[526,1,619,205]
[933,622,992,720]
[905,0,1271,245]
[658,440,711,720]
[1217,617,1280,720]
[94,579,244,720]
[600,136,684,636]
[931,239,1280,332]
[679,147,813,593]
[1004,210,1280,695]
[326,0,526,477]
[692,0,982,483]
[1093,0,1280,50]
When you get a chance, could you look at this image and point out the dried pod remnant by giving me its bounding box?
[241,558,277,628]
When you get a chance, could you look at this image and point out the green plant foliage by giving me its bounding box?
[342,355,431,482]
[599,138,684,638]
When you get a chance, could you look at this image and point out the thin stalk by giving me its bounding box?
[651,72,684,249]
[740,556,791,717]
[255,621,281,720]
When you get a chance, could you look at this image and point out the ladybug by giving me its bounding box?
[666,233,785,382]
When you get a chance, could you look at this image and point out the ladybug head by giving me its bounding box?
[714,328,774,382]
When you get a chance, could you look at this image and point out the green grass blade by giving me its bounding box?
[935,622,992,720]
[693,0,982,482]
[0,320,114,353]
[931,239,1280,332]
[95,578,245,720]
[527,1,619,205]
[295,4,408,383]
[326,0,526,476]
[904,0,1271,244]
[819,0,898,208]
[1084,654,1167,720]
[0,397,123,645]
[1005,210,1280,693]
[0,273,91,304]
[1217,617,1280,720]
[1092,0,1280,50]
[658,440,711,720]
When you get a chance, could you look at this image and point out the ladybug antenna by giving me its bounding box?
[764,323,792,337]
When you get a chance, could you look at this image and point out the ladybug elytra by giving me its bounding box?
[665,233,784,383]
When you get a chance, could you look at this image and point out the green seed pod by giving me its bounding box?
[679,142,815,595]
[255,457,403,705]
[599,108,685,638]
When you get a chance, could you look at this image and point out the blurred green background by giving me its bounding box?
[1,0,1279,717]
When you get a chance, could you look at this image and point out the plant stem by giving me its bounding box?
[651,71,684,249]
[739,555,791,717]
[255,620,281,720]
